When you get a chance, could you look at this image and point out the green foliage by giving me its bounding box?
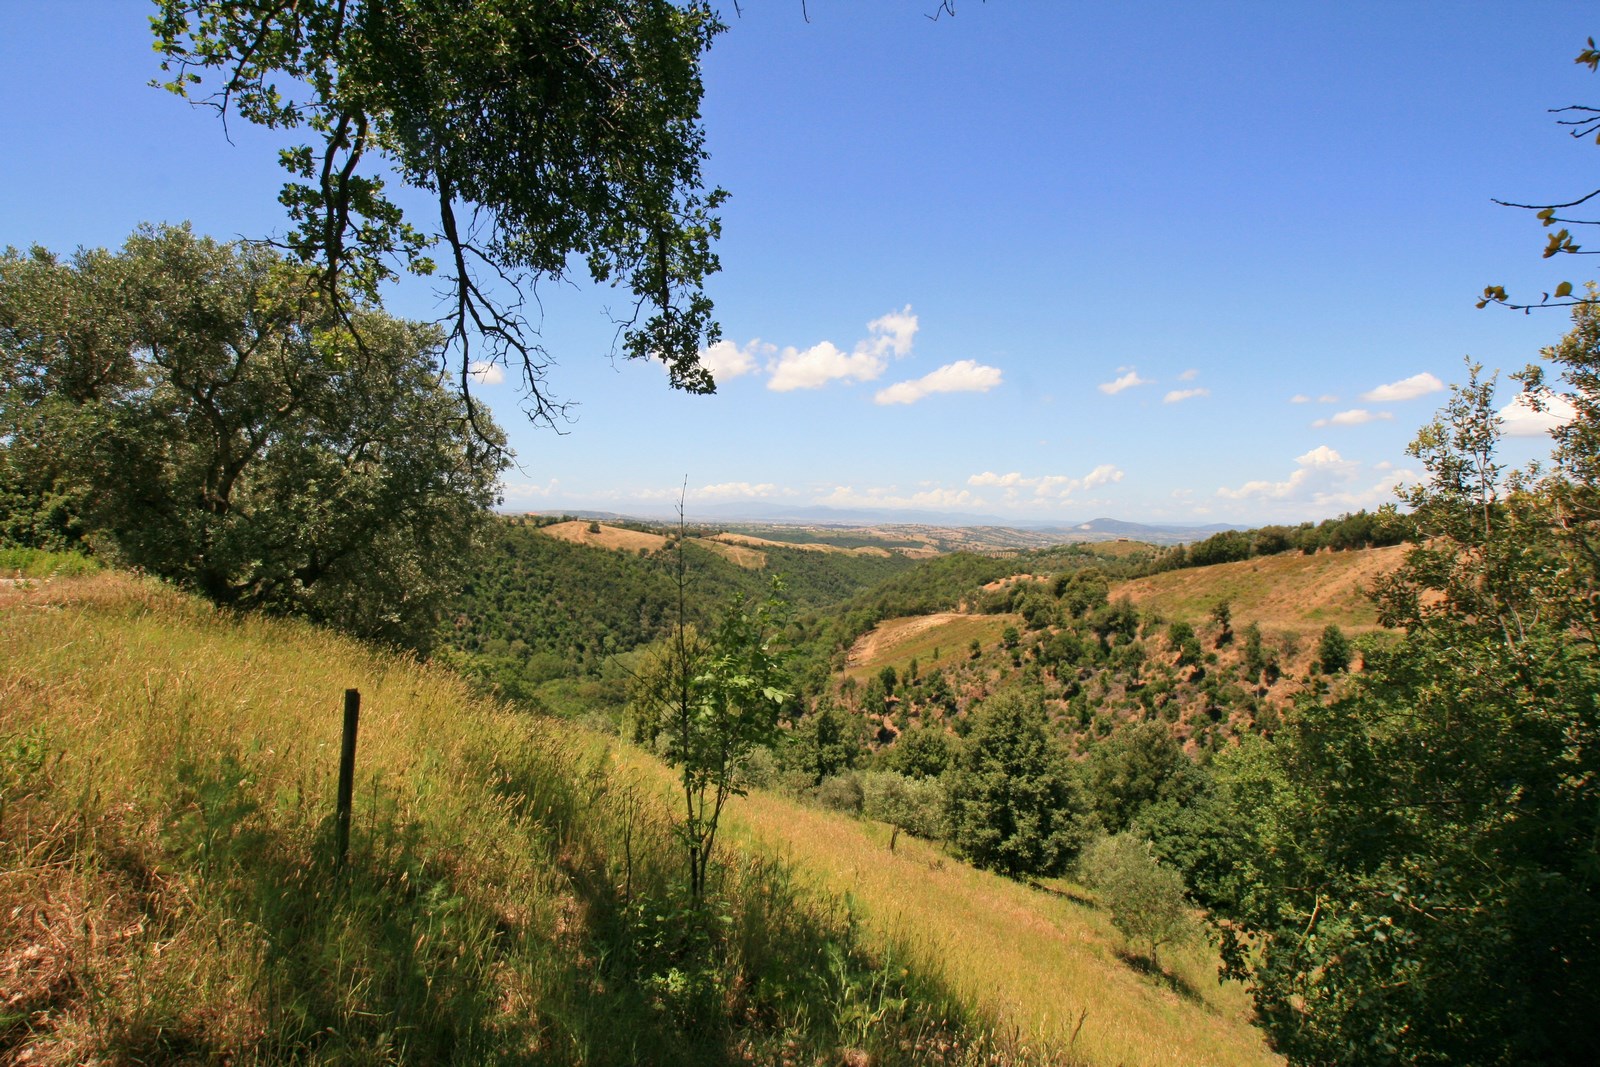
[861,771,948,841]
[1314,623,1350,674]
[0,547,100,579]
[0,225,501,650]
[1209,599,1232,644]
[877,664,898,694]
[448,519,908,705]
[1212,355,1600,1065]
[152,0,727,417]
[877,722,953,779]
[1083,722,1206,838]
[1137,510,1412,579]
[632,585,792,901]
[1240,622,1267,681]
[788,700,864,787]
[1165,621,1202,667]
[1077,833,1196,969]
[945,691,1089,877]
[815,773,865,815]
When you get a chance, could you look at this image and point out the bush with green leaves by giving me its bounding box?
[1077,832,1195,969]
[861,771,948,841]
[1314,623,1351,674]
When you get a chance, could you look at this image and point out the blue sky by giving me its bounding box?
[2,1,1595,525]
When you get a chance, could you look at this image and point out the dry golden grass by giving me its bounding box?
[709,532,892,559]
[720,795,1281,1067]
[846,614,1022,680]
[1111,546,1406,634]
[697,538,767,569]
[539,518,671,553]
[537,521,769,569]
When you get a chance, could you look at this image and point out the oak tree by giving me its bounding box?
[0,224,504,649]
[152,0,728,426]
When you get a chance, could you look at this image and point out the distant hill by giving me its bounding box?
[518,511,1241,556]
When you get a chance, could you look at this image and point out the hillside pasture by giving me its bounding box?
[0,574,1020,1064]
[538,519,769,569]
[1111,545,1406,633]
[846,612,1023,679]
[723,793,1282,1067]
[709,531,893,558]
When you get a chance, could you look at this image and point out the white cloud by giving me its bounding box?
[696,481,780,500]
[867,306,919,357]
[1499,390,1578,437]
[698,339,772,383]
[1313,408,1394,428]
[1218,446,1357,501]
[968,471,1026,488]
[498,478,558,503]
[1217,446,1412,514]
[1362,372,1445,403]
[967,463,1124,500]
[1164,387,1210,404]
[1290,394,1311,404]
[766,305,919,392]
[1318,394,1340,404]
[1081,463,1123,489]
[1099,368,1152,395]
[1178,368,1199,381]
[874,359,1003,405]
[468,360,505,385]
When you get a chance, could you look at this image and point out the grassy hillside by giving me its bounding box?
[2,574,1277,1066]
[843,613,1020,682]
[724,796,1279,1067]
[1111,545,1405,634]
[832,547,1401,757]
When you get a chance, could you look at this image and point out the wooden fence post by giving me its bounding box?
[336,687,360,870]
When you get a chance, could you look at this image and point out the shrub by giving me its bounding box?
[815,773,865,815]
[861,771,947,840]
[1077,833,1195,969]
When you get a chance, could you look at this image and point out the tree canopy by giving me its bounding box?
[0,223,503,649]
[1210,341,1600,1064]
[152,0,728,426]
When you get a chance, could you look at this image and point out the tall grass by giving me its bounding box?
[1,573,1079,1065]
[722,793,1282,1067]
